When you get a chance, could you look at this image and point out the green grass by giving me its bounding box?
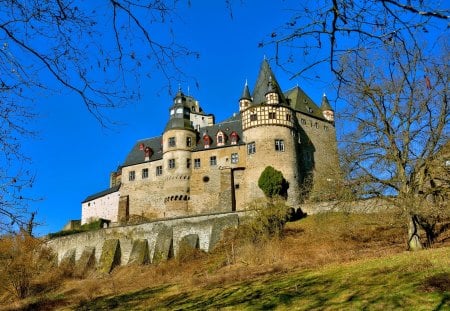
[74,247,450,310]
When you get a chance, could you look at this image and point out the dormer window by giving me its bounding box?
[144,147,152,161]
[230,131,239,145]
[216,131,226,147]
[203,135,212,149]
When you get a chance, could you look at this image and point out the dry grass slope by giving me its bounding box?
[1,212,449,310]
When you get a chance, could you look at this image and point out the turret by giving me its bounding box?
[265,76,279,105]
[162,87,196,216]
[239,80,252,111]
[165,88,193,132]
[321,93,334,122]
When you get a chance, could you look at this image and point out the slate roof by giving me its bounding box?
[321,94,333,111]
[82,184,121,203]
[252,59,288,106]
[195,113,245,150]
[284,86,325,120]
[122,136,164,167]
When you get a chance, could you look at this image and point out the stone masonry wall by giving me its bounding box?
[296,113,339,201]
[47,212,242,271]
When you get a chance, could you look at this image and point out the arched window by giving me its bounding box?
[216,130,227,147]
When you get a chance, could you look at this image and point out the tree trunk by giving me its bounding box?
[407,214,423,251]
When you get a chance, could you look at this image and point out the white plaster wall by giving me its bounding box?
[81,190,120,224]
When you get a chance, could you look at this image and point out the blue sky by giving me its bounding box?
[25,1,336,236]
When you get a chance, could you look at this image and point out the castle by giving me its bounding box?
[81,60,339,225]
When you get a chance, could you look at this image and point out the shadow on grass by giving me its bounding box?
[75,284,171,311]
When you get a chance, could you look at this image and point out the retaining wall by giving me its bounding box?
[47,212,242,273]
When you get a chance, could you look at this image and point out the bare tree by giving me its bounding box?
[263,1,448,83]
[0,0,197,232]
[339,45,449,250]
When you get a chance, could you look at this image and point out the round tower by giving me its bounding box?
[162,88,196,216]
[241,60,301,206]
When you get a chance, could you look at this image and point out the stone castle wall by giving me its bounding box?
[296,112,339,200]
[242,124,300,206]
[47,212,242,273]
[120,159,165,219]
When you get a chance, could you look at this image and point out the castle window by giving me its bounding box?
[269,112,276,119]
[286,114,291,121]
[210,156,217,166]
[216,131,226,146]
[203,135,212,148]
[144,147,152,161]
[156,166,163,176]
[168,137,176,147]
[301,119,306,125]
[314,122,319,129]
[142,168,149,179]
[194,158,201,169]
[186,137,192,147]
[247,142,256,154]
[230,131,239,145]
[168,159,175,169]
[324,125,329,131]
[187,158,191,168]
[275,139,285,152]
[250,114,258,121]
[231,153,239,164]
[129,171,135,181]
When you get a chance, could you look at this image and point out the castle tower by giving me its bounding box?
[241,60,301,206]
[321,93,334,122]
[239,80,252,111]
[162,88,196,216]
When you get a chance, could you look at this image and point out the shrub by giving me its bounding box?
[258,166,288,199]
[48,219,104,238]
[242,199,290,243]
[0,232,61,300]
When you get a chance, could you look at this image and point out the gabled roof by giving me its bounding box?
[252,59,288,106]
[82,184,121,203]
[284,86,325,120]
[122,136,163,167]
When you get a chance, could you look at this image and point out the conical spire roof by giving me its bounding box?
[252,59,286,105]
[321,93,333,111]
[240,80,251,100]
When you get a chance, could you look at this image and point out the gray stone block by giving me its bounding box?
[60,248,76,267]
[128,239,149,265]
[98,239,121,273]
[177,234,199,258]
[152,225,174,263]
[74,246,96,277]
[209,214,239,251]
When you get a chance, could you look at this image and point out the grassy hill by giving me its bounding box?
[2,212,449,310]
[76,247,450,310]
